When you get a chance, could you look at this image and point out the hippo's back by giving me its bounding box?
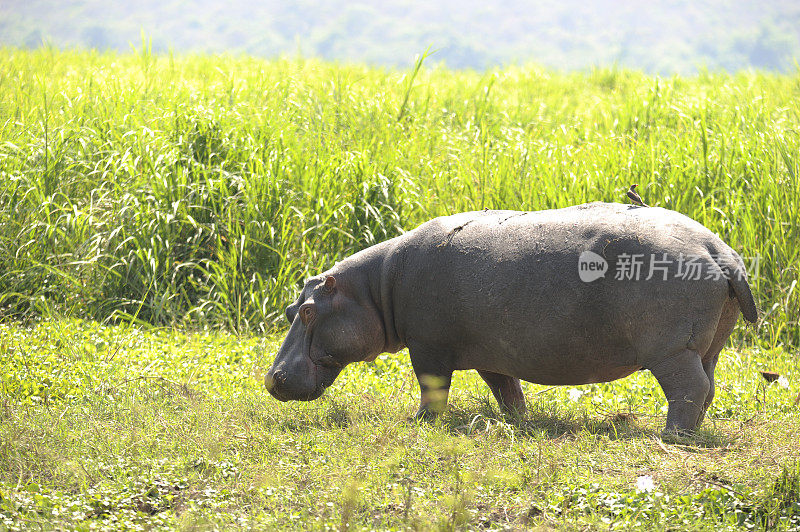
[412,202,721,254]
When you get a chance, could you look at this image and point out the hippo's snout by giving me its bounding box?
[264,359,327,401]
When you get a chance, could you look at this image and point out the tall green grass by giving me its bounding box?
[0,48,798,345]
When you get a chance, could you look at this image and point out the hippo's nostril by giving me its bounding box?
[264,370,287,391]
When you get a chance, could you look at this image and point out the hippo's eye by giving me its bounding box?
[299,304,316,325]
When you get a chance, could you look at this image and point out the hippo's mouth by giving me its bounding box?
[269,380,326,402]
[268,385,290,402]
[314,353,342,391]
[303,334,339,399]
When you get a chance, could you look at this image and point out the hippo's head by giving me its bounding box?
[265,275,385,401]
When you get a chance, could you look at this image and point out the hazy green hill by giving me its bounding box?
[1,0,799,72]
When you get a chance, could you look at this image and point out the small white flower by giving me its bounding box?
[636,475,655,493]
[778,376,790,389]
[568,388,583,401]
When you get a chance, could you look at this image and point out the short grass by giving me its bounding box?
[2,320,799,530]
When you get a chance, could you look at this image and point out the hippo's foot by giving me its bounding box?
[413,404,440,421]
[477,370,527,417]
[649,349,710,433]
[659,427,697,443]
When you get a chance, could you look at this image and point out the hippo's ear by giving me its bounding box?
[285,304,297,324]
[323,275,336,294]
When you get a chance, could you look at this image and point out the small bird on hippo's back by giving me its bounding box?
[626,184,649,207]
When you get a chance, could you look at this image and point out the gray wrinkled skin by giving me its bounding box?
[265,203,758,433]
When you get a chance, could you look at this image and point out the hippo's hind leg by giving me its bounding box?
[697,298,739,426]
[409,347,453,420]
[697,354,719,426]
[478,370,526,415]
[648,349,710,434]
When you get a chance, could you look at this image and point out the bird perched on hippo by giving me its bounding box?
[627,184,649,207]
[265,202,758,434]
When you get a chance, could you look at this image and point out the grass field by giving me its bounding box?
[1,48,800,529]
[1,320,799,530]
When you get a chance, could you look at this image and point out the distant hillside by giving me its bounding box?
[1,0,799,72]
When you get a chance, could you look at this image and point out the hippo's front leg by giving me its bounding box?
[409,347,453,420]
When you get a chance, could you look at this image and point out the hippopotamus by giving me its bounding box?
[265,202,758,433]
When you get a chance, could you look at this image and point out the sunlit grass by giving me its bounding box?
[1,320,798,529]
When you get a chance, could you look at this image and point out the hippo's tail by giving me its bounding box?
[714,251,758,324]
